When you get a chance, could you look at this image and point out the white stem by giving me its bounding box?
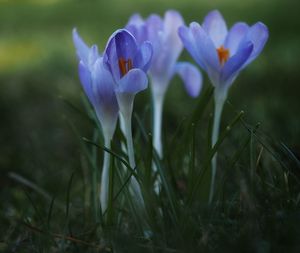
[153,93,164,158]
[209,89,226,204]
[100,137,111,215]
[117,93,145,209]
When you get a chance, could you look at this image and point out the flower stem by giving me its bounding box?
[100,137,111,215]
[209,90,226,204]
[117,93,145,208]
[153,93,164,158]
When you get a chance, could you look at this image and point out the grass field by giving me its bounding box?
[1,0,300,252]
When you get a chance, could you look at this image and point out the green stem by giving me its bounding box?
[209,89,226,204]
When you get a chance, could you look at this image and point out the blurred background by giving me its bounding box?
[1,0,300,244]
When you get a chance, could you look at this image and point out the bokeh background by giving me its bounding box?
[1,0,300,245]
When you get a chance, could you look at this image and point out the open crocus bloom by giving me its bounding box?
[126,10,202,98]
[104,29,152,96]
[73,28,119,140]
[103,29,153,209]
[178,10,268,99]
[179,10,268,203]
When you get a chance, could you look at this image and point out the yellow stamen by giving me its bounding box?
[118,58,133,77]
[217,46,230,66]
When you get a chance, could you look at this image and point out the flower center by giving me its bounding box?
[217,46,230,66]
[118,57,133,77]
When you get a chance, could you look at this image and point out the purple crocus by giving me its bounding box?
[73,29,119,215]
[126,10,203,158]
[103,29,153,208]
[178,10,269,203]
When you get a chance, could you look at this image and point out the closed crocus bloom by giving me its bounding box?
[126,10,202,158]
[73,29,119,215]
[104,29,153,208]
[178,10,269,203]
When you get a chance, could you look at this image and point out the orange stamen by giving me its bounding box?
[217,46,230,66]
[118,58,133,77]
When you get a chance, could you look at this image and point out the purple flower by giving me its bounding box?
[73,29,120,214]
[72,28,119,140]
[178,10,269,203]
[126,10,202,97]
[178,10,268,96]
[103,29,152,209]
[126,10,202,161]
[103,29,152,96]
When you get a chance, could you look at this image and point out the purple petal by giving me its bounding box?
[146,14,163,41]
[125,14,148,45]
[73,28,90,65]
[178,25,206,70]
[202,10,228,47]
[78,61,94,104]
[224,22,249,56]
[221,41,253,86]
[190,22,220,71]
[88,45,99,66]
[175,62,203,97]
[104,29,139,80]
[244,22,269,65]
[92,58,118,109]
[164,10,184,57]
[133,41,153,72]
[115,69,148,94]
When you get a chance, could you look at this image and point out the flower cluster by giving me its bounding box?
[72,10,268,218]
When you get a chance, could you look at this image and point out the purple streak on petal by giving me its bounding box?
[221,41,253,86]
[175,62,203,97]
[178,25,206,71]
[202,10,228,47]
[78,61,94,104]
[73,28,90,65]
[244,22,269,65]
[190,22,220,71]
[133,41,153,72]
[115,69,148,94]
[224,22,249,56]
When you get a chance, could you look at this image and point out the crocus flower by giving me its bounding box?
[178,10,269,203]
[126,10,203,158]
[73,29,119,214]
[103,29,153,207]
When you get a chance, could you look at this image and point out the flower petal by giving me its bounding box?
[73,28,90,65]
[178,24,206,70]
[224,22,249,56]
[78,61,94,104]
[104,29,138,80]
[190,22,220,72]
[92,58,118,108]
[115,69,148,94]
[133,41,153,72]
[125,14,148,45]
[164,10,184,57]
[175,62,203,97]
[244,22,269,65]
[221,41,253,86]
[202,10,228,47]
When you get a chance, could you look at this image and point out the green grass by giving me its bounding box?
[1,0,300,252]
